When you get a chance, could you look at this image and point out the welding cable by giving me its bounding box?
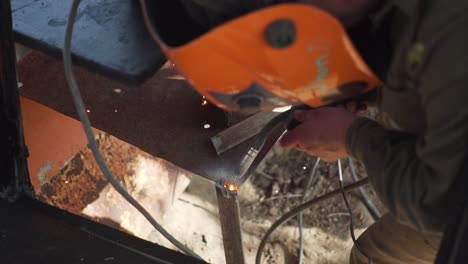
[63,0,203,260]
[298,157,320,264]
[338,159,372,264]
[348,157,381,221]
[255,176,369,264]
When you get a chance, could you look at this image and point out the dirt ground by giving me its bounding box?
[238,145,387,263]
[156,144,387,264]
[147,143,387,264]
[246,146,382,238]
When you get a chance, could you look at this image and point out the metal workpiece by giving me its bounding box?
[18,51,289,190]
[216,187,246,264]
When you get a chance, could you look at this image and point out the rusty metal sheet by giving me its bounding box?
[18,51,280,189]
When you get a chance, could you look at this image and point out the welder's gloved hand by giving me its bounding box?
[280,108,357,162]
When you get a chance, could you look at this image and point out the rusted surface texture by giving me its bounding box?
[18,51,268,187]
[37,133,192,238]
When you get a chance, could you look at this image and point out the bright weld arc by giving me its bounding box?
[224,183,239,193]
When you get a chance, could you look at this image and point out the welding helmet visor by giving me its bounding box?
[140,1,381,113]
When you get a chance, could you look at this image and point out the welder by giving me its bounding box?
[142,1,468,263]
[280,1,468,263]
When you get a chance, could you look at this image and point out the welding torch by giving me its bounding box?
[224,88,376,195]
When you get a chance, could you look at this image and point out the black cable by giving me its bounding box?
[338,159,372,264]
[298,157,320,264]
[349,157,381,221]
[63,0,202,259]
[255,177,370,264]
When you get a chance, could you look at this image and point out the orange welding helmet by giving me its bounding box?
[140,1,382,113]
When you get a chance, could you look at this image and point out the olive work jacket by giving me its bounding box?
[346,0,468,233]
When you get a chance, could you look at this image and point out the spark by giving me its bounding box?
[113,88,122,94]
[114,109,118,113]
[204,124,211,129]
[86,109,91,113]
[303,166,307,170]
[201,100,208,106]
[223,183,239,193]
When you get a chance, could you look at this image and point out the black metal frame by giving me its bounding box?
[0,0,33,199]
[0,197,205,264]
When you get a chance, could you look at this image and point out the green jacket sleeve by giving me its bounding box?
[346,19,468,232]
